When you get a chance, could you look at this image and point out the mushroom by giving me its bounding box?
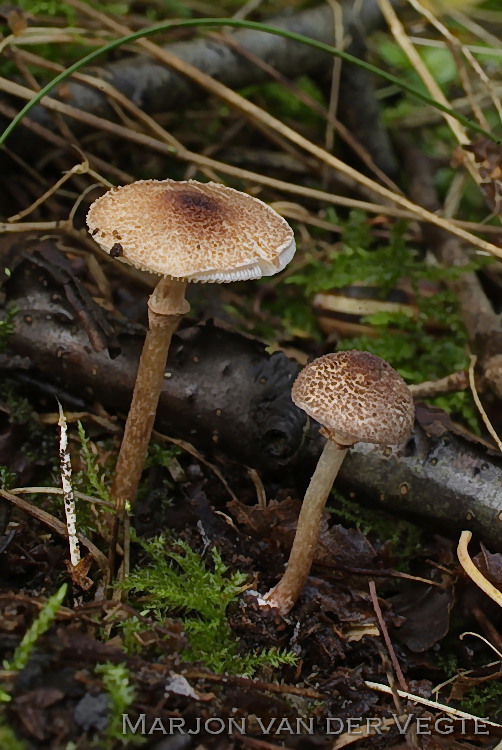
[264,350,415,615]
[86,179,295,513]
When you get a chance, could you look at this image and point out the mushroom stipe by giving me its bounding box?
[86,179,295,514]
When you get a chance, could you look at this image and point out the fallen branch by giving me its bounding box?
[3,246,502,550]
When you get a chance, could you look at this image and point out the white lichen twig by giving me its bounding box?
[58,401,81,567]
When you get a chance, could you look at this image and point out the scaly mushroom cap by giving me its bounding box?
[291,351,414,446]
[86,179,295,282]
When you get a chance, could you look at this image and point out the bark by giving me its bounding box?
[3,245,502,550]
[1,1,398,177]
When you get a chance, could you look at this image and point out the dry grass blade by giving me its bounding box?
[63,0,502,258]
[152,429,238,503]
[3,75,502,260]
[365,679,502,726]
[7,155,111,222]
[468,354,502,452]
[407,0,502,125]
[9,486,114,510]
[460,631,502,660]
[377,0,482,186]
[458,530,502,608]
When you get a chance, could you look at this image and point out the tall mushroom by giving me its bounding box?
[264,350,415,615]
[86,179,295,513]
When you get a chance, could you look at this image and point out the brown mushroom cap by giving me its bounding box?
[86,179,295,282]
[291,351,415,446]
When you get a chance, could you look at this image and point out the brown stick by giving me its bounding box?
[369,580,408,692]
[0,488,108,570]
[408,370,469,399]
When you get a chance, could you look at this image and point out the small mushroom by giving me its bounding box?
[86,179,295,512]
[264,350,415,615]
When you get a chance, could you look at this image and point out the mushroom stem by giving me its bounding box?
[111,278,188,512]
[264,439,348,615]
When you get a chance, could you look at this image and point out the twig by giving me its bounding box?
[369,581,408,692]
[468,354,502,452]
[7,155,110,222]
[318,558,443,586]
[247,468,267,508]
[0,487,108,570]
[183,669,323,698]
[458,530,502,608]
[402,140,502,401]
[325,0,344,160]
[206,29,400,193]
[408,370,469,399]
[448,8,502,50]
[8,487,114,510]
[0,100,134,184]
[364,679,502,726]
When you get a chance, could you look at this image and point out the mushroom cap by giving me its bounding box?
[291,350,414,446]
[86,179,295,282]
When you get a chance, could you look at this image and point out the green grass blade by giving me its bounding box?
[0,17,498,146]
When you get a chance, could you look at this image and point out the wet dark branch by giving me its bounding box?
[2,247,502,550]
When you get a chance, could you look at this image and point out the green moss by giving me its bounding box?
[0,305,17,354]
[94,662,145,747]
[0,724,25,749]
[76,421,112,504]
[121,533,296,676]
[0,466,16,490]
[3,583,67,672]
[143,442,181,471]
[435,648,502,718]
[457,680,502,717]
[240,76,325,126]
[267,213,484,429]
[72,422,113,535]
